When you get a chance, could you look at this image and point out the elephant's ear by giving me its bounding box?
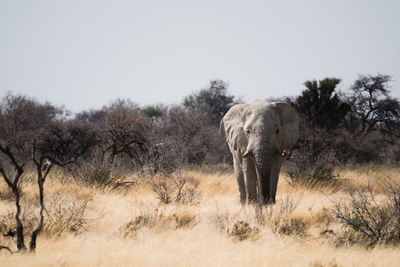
[275,103,300,150]
[220,104,249,154]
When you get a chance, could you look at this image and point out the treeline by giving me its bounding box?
[1,74,400,180]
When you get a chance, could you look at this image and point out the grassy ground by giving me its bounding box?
[0,165,400,266]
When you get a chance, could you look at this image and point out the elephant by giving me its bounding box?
[220,99,299,204]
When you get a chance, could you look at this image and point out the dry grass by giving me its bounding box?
[0,165,400,266]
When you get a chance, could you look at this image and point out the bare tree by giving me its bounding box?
[28,121,97,251]
[0,94,96,253]
[0,145,28,252]
[347,74,400,137]
[0,93,61,252]
[76,99,148,167]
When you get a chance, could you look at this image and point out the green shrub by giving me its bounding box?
[139,106,163,118]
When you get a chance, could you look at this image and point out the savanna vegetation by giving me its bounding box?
[0,75,400,266]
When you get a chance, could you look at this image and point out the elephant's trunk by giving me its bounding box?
[254,154,271,205]
[254,151,282,205]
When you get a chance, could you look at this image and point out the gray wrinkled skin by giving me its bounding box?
[220,99,299,204]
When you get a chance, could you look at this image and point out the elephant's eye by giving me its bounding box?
[246,129,250,135]
[276,128,280,134]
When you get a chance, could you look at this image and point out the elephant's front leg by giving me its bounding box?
[232,153,246,203]
[267,155,283,204]
[243,157,257,204]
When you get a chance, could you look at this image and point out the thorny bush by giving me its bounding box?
[146,170,201,204]
[333,182,400,247]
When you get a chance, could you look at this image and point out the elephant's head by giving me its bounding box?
[220,99,299,203]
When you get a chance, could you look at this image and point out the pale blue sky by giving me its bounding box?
[1,0,399,112]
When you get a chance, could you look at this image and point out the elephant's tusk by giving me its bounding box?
[243,150,250,157]
[281,150,288,157]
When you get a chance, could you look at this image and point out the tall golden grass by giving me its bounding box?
[0,165,399,266]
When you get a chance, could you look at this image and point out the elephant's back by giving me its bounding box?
[223,103,249,121]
